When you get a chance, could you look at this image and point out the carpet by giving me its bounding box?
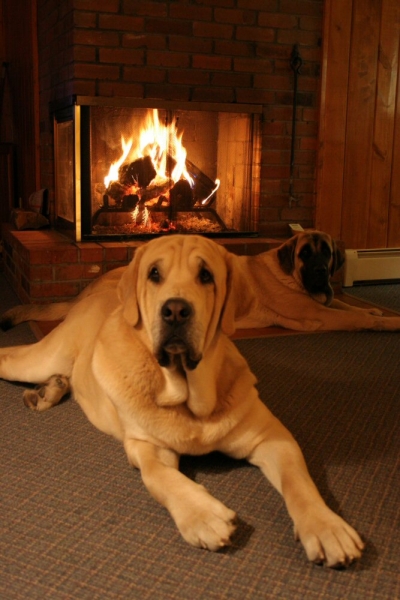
[1,274,399,599]
[345,282,400,313]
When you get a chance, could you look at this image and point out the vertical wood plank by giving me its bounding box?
[315,0,352,239]
[341,0,381,249]
[367,0,400,247]
[316,0,400,249]
[387,29,400,246]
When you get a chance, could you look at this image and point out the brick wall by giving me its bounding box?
[37,0,323,238]
[1,223,281,303]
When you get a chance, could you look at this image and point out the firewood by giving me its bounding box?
[119,156,156,188]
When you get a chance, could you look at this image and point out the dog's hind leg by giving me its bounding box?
[23,374,71,412]
[0,328,75,384]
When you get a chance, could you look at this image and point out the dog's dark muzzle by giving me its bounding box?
[302,258,331,294]
[156,298,201,370]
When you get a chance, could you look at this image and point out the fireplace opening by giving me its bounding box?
[53,97,262,241]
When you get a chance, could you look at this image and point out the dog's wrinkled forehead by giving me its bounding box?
[297,232,332,262]
[138,235,225,285]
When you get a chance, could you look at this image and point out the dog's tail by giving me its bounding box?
[0,301,75,331]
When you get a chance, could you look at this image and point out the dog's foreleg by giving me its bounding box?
[248,417,364,568]
[124,438,237,550]
[330,298,383,316]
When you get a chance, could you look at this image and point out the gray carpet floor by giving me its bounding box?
[345,282,400,313]
[1,275,399,599]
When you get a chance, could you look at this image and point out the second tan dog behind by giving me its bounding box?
[0,235,363,567]
[2,230,400,333]
[233,230,400,331]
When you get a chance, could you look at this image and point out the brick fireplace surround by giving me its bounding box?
[38,1,322,233]
[2,1,324,304]
[2,223,283,305]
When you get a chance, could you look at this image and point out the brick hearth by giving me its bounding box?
[2,224,282,305]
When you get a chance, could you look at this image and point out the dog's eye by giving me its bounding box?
[148,266,161,283]
[199,267,214,284]
[320,242,332,258]
[299,245,312,260]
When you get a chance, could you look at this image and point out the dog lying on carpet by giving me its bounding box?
[2,230,400,333]
[0,235,363,567]
[233,230,400,331]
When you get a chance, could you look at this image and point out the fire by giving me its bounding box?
[142,206,150,228]
[132,204,139,224]
[104,109,193,190]
[104,136,133,189]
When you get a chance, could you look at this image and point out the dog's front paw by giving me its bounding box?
[173,489,237,551]
[23,375,70,412]
[294,508,364,568]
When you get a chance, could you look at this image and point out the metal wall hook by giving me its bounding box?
[290,45,303,76]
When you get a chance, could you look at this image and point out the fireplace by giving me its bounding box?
[52,97,262,242]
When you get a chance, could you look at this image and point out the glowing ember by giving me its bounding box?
[142,206,150,228]
[93,214,224,236]
[132,204,139,224]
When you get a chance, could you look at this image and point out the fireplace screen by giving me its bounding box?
[53,97,261,241]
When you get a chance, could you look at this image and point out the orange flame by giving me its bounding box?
[104,137,133,188]
[104,109,193,189]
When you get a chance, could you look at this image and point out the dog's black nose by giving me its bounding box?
[314,264,328,274]
[161,298,192,325]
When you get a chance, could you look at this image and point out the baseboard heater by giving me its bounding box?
[343,248,400,286]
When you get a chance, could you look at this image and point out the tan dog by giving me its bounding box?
[234,230,400,331]
[2,231,400,333]
[0,235,363,566]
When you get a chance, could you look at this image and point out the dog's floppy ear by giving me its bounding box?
[277,235,298,274]
[220,252,240,337]
[117,245,145,326]
[330,240,345,276]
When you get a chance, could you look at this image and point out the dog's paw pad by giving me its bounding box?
[23,390,41,410]
[22,375,70,412]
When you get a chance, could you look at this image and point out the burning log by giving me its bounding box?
[118,155,156,188]
[122,194,140,210]
[105,181,127,204]
[169,180,194,220]
[105,156,157,205]
[140,181,171,203]
[104,154,217,212]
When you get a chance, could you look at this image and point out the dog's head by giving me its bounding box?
[117,235,238,371]
[277,230,344,305]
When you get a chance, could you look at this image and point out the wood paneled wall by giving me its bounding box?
[316,0,400,249]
